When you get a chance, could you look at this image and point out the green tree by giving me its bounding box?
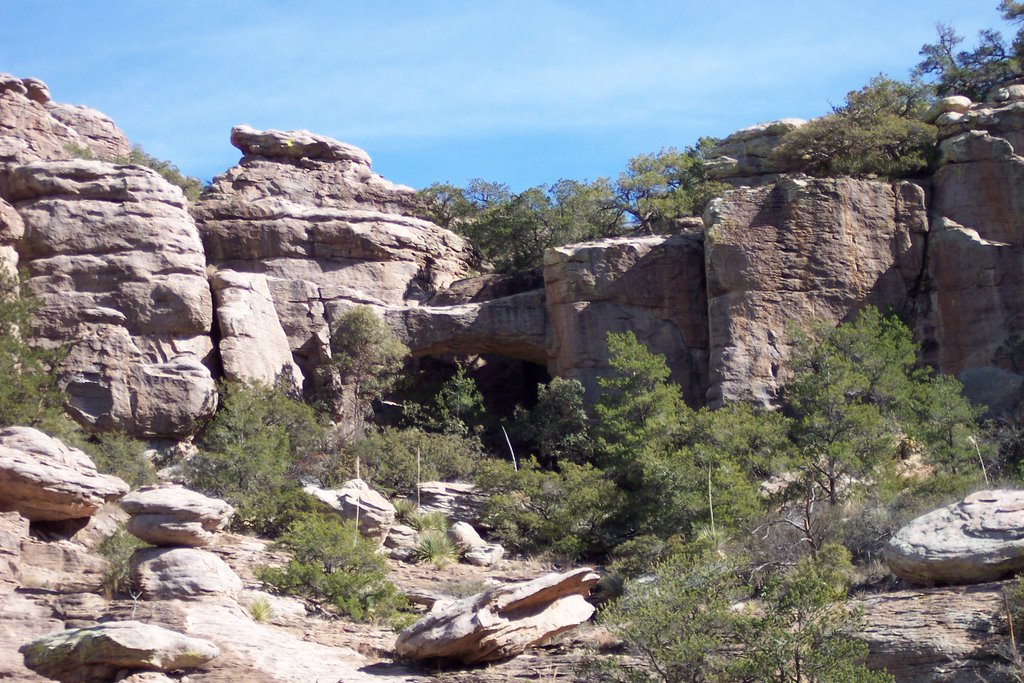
[773,75,936,178]
[510,377,594,467]
[0,270,66,429]
[320,306,408,424]
[417,365,486,437]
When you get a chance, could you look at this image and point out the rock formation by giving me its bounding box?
[395,567,599,664]
[886,489,1024,585]
[703,176,928,406]
[122,484,234,547]
[705,118,808,185]
[0,427,128,521]
[20,621,220,683]
[304,479,396,545]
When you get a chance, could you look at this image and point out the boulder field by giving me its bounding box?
[3,76,1024,437]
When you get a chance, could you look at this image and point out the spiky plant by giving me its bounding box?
[412,531,459,569]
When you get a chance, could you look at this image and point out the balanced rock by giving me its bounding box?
[131,546,243,599]
[305,479,395,544]
[395,567,599,664]
[886,490,1024,585]
[20,621,219,683]
[122,484,234,547]
[0,427,128,521]
[705,118,808,183]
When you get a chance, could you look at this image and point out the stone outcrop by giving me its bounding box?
[193,125,477,395]
[448,521,504,567]
[927,90,1024,411]
[131,546,243,599]
[886,489,1024,585]
[20,621,219,683]
[703,176,928,406]
[416,482,486,524]
[545,234,708,405]
[0,73,130,165]
[0,511,27,593]
[3,160,217,437]
[122,484,234,548]
[858,580,1006,682]
[0,427,128,521]
[705,118,808,185]
[0,197,22,276]
[305,479,395,545]
[396,567,599,664]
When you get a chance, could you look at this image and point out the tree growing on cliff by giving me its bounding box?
[0,270,66,429]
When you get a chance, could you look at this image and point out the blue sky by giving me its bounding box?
[0,1,1008,191]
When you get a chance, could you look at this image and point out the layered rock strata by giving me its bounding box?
[703,176,928,406]
[122,484,234,548]
[2,160,217,437]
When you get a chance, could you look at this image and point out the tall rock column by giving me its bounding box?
[703,176,928,406]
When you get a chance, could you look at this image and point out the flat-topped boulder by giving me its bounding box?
[0,427,128,521]
[396,567,599,664]
[230,123,372,164]
[886,490,1024,585]
[122,484,234,547]
[20,621,219,683]
[305,479,395,544]
[705,118,808,184]
[131,546,243,599]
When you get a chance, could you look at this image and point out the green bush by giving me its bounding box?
[98,526,147,598]
[408,510,450,534]
[341,427,484,497]
[87,432,155,488]
[773,76,936,178]
[412,531,459,568]
[257,515,406,624]
[187,381,326,537]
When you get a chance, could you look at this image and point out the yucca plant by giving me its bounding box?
[247,596,274,623]
[393,498,417,525]
[409,510,450,534]
[413,531,459,569]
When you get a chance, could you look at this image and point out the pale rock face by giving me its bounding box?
[18,538,109,593]
[19,621,219,683]
[4,160,216,437]
[131,546,244,599]
[0,427,128,521]
[0,73,130,164]
[122,484,234,547]
[544,234,708,405]
[0,197,21,276]
[929,99,1024,406]
[705,118,808,184]
[703,176,928,406]
[210,269,304,392]
[923,95,973,125]
[448,521,486,550]
[0,512,27,593]
[416,481,486,524]
[857,580,1005,681]
[395,567,599,663]
[304,479,395,544]
[463,544,505,567]
[886,490,1024,585]
[193,126,476,408]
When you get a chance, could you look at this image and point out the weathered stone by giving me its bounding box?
[210,269,304,391]
[385,523,419,549]
[18,537,108,592]
[21,78,51,105]
[0,427,128,521]
[0,197,22,276]
[0,592,62,680]
[448,521,486,551]
[131,547,243,599]
[924,95,973,125]
[416,482,486,524]
[20,621,219,683]
[545,234,708,405]
[5,160,216,438]
[886,490,1024,585]
[395,568,599,664]
[703,176,928,406]
[705,118,808,183]
[305,479,395,544]
[45,103,131,160]
[0,511,27,592]
[463,544,504,567]
[857,581,1006,682]
[122,484,234,547]
[231,123,372,164]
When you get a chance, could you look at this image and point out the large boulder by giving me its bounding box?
[122,484,234,547]
[703,176,928,406]
[416,481,486,524]
[544,234,708,405]
[131,547,243,599]
[20,621,219,683]
[0,427,128,521]
[3,160,216,438]
[395,567,599,664]
[705,118,808,184]
[886,490,1024,585]
[304,479,395,544]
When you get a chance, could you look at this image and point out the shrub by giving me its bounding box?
[98,526,147,598]
[65,143,205,201]
[412,531,459,568]
[246,596,274,623]
[257,515,406,624]
[87,432,155,488]
[773,76,936,178]
[187,381,326,537]
[392,498,417,525]
[341,427,484,496]
[408,510,450,534]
